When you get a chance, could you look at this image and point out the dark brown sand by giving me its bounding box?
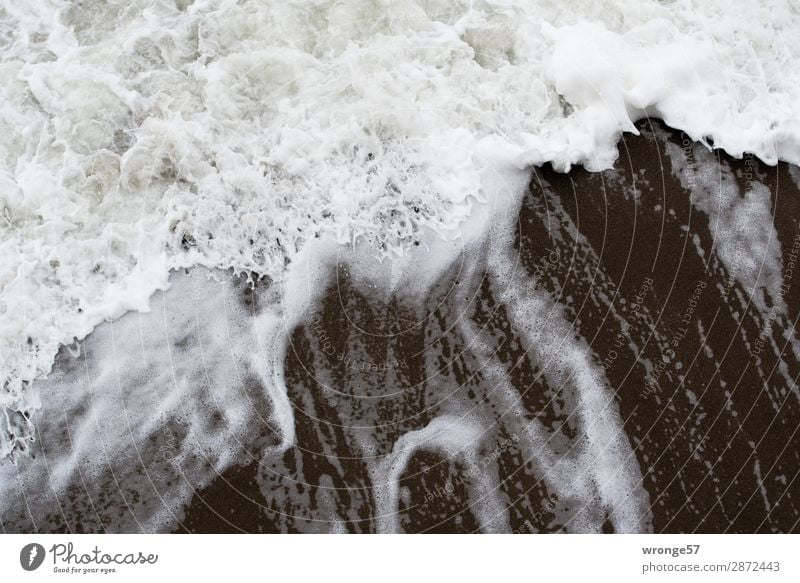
[4,120,799,533]
[172,120,800,533]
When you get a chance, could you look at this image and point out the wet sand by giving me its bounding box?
[175,120,800,533]
[3,121,799,533]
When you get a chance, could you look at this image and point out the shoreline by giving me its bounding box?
[2,120,799,533]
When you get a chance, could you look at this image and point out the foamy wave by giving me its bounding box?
[2,0,800,459]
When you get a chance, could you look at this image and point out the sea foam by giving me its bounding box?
[2,0,800,459]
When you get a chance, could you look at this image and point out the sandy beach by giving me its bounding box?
[3,121,797,534]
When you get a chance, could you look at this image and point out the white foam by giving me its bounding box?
[664,141,785,313]
[475,188,652,533]
[3,0,800,458]
[0,268,276,531]
[371,414,498,533]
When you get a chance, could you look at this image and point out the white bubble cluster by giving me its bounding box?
[3,0,800,458]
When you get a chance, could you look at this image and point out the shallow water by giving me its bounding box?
[2,121,798,533]
[4,1,800,461]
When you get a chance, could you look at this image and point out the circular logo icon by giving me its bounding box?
[20,543,46,571]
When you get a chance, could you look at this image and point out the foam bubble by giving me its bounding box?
[4,0,800,459]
